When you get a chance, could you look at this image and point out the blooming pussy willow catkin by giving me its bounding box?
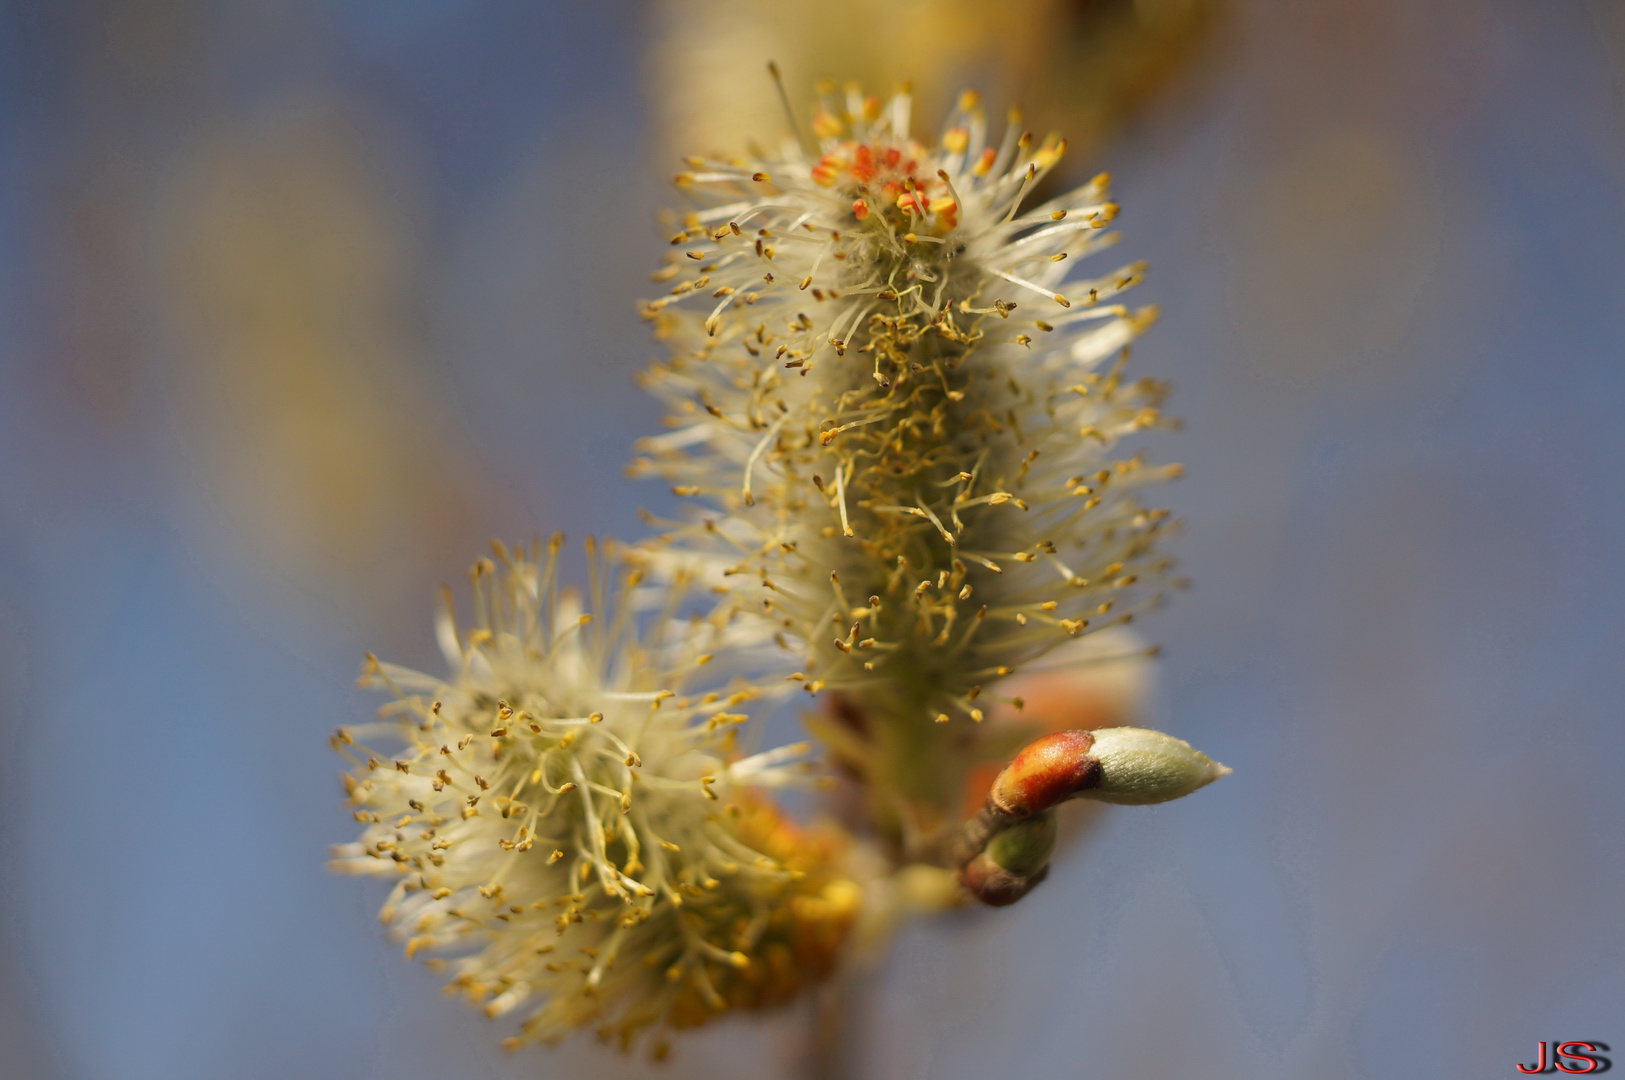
[633,82,1187,848]
[331,538,857,1055]
[332,79,1228,1061]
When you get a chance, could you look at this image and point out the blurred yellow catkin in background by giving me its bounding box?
[648,0,1222,174]
[157,100,485,627]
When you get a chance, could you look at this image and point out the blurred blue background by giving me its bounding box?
[1,1,1623,1078]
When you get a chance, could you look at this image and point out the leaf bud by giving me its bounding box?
[983,811,1058,877]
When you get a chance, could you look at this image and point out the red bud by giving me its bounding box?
[988,730,1101,816]
[958,853,1049,907]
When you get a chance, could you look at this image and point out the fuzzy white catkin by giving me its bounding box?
[633,84,1183,828]
[331,539,857,1055]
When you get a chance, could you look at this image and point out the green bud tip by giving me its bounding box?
[1082,726,1230,805]
[984,811,1059,877]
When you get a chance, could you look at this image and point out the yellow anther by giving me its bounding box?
[811,112,844,139]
